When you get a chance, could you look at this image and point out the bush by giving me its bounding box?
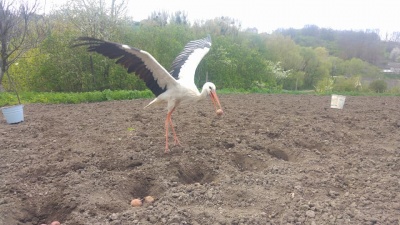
[314,77,334,94]
[369,80,387,93]
[333,76,362,92]
[388,86,400,94]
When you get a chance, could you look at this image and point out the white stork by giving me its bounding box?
[73,35,223,153]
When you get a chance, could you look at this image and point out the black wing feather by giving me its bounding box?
[72,37,168,96]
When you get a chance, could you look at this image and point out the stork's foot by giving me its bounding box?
[173,137,182,146]
[164,141,170,153]
[164,139,181,153]
[163,138,183,153]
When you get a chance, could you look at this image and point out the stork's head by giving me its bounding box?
[202,82,223,115]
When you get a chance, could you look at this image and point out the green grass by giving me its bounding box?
[314,90,400,97]
[1,88,399,107]
[0,89,154,107]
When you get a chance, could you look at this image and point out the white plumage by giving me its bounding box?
[73,35,223,152]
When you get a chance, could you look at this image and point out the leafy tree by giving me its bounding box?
[265,34,331,90]
[265,34,303,72]
[336,58,381,78]
[7,47,45,91]
[51,0,133,91]
[329,56,344,77]
[299,47,319,89]
[310,47,332,86]
[205,37,238,88]
[277,26,385,66]
[0,0,44,91]
[60,0,127,39]
[5,6,395,94]
[206,35,278,90]
[265,34,294,68]
[283,71,304,91]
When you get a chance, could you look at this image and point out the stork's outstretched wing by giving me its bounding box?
[169,35,212,84]
[72,37,178,97]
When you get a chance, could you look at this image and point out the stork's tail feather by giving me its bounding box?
[144,98,159,109]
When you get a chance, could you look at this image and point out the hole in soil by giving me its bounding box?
[128,176,154,198]
[20,191,76,225]
[176,162,216,184]
[231,152,266,172]
[268,147,289,161]
[123,172,165,202]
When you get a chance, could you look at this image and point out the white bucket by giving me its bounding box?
[1,104,24,124]
[330,94,346,109]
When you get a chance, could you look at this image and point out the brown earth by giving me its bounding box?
[1,94,400,225]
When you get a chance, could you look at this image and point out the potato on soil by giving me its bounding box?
[130,198,142,207]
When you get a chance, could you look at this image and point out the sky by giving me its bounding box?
[40,0,398,35]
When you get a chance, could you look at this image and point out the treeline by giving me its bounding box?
[3,0,397,94]
[277,25,388,66]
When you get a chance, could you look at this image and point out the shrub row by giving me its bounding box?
[0,89,154,107]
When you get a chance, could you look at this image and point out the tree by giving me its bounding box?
[201,17,241,36]
[387,32,400,43]
[389,47,400,62]
[337,58,380,78]
[337,30,383,64]
[265,34,303,71]
[60,0,127,39]
[266,34,305,89]
[170,11,189,25]
[146,10,169,27]
[56,0,129,91]
[0,0,43,91]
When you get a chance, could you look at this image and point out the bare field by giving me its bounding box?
[1,94,400,225]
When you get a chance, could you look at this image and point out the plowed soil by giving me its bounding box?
[1,94,400,225]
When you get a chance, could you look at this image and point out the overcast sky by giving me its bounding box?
[41,0,398,35]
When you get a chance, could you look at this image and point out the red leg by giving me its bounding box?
[169,115,181,146]
[165,113,170,153]
[164,107,181,153]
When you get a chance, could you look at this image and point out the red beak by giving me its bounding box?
[210,90,223,114]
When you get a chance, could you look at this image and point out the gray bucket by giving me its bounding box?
[1,104,24,124]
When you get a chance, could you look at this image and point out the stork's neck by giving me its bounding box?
[199,86,209,99]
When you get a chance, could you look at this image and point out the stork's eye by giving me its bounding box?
[209,86,212,90]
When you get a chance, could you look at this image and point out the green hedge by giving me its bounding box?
[0,89,154,107]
